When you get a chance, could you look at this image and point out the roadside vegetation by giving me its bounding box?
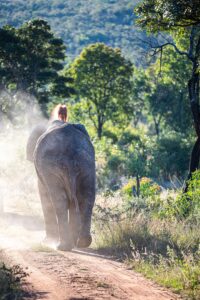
[0,255,28,300]
[93,171,200,299]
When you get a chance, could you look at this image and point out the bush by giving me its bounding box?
[118,128,141,147]
[149,133,192,178]
[102,128,118,143]
[107,154,124,172]
[178,170,200,220]
[153,170,200,220]
[0,262,28,300]
[122,177,161,198]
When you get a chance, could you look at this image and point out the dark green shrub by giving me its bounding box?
[0,262,28,300]
[107,154,124,172]
[149,133,192,178]
[102,129,118,143]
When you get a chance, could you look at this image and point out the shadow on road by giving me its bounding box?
[71,248,116,261]
[24,289,49,300]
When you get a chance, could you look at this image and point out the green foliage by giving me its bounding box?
[107,154,124,173]
[122,177,161,198]
[135,1,200,187]
[178,170,200,220]
[0,262,28,299]
[145,48,193,136]
[127,68,150,126]
[69,43,133,138]
[0,19,73,115]
[120,170,200,221]
[0,0,146,65]
[102,128,118,143]
[135,0,200,31]
[96,127,151,189]
[94,124,192,190]
[148,133,192,178]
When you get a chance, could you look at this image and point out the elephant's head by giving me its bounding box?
[26,124,47,162]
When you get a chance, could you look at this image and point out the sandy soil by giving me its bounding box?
[0,212,180,300]
[5,248,180,300]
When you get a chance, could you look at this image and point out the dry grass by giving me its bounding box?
[93,192,200,299]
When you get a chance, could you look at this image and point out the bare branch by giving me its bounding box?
[138,35,193,60]
[151,42,190,59]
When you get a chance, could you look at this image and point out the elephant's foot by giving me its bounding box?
[77,235,92,248]
[43,234,59,247]
[57,241,73,251]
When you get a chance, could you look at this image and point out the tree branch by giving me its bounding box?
[139,36,192,60]
[151,42,190,59]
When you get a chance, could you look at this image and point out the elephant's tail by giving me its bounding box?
[64,162,80,218]
[71,176,80,215]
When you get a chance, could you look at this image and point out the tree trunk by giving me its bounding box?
[155,121,160,137]
[184,65,200,192]
[136,174,140,197]
[153,115,161,137]
[97,115,103,139]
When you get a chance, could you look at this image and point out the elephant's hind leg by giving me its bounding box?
[38,179,58,243]
[47,176,73,251]
[69,203,81,245]
[76,174,95,248]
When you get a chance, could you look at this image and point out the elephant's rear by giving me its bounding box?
[34,124,95,175]
[34,123,95,206]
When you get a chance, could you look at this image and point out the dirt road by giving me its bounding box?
[0,212,179,300]
[5,246,179,300]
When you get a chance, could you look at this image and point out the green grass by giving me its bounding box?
[31,242,56,252]
[132,250,200,299]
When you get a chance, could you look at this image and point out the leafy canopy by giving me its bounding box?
[0,19,72,113]
[135,0,200,31]
[69,43,133,138]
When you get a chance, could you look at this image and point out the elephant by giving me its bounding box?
[26,120,96,251]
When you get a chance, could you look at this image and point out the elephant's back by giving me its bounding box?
[34,123,94,168]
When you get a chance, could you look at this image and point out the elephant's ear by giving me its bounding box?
[73,124,90,139]
[26,124,47,162]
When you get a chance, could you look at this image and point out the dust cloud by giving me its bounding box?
[0,91,46,250]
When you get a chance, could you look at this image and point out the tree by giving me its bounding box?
[0,19,72,118]
[144,49,193,137]
[147,81,174,137]
[69,43,133,138]
[130,68,150,127]
[151,48,192,136]
[135,0,200,187]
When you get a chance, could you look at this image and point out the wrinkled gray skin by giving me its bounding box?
[27,121,95,251]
